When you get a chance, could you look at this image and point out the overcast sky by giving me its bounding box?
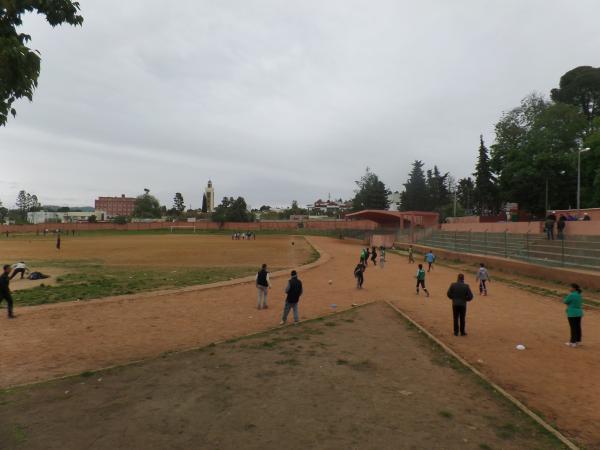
[2,0,599,209]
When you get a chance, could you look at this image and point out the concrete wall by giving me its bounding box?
[395,242,600,290]
[446,216,480,224]
[441,222,543,234]
[562,221,600,236]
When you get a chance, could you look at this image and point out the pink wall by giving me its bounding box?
[441,222,543,234]
[549,208,599,220]
[446,216,480,224]
[562,221,600,236]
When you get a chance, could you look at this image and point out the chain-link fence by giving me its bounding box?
[417,230,600,271]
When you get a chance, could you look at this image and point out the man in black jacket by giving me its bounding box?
[280,270,303,325]
[446,273,473,336]
[0,265,16,319]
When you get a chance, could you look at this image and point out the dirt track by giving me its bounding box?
[1,236,599,447]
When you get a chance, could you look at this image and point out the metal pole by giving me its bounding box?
[453,190,457,217]
[484,230,487,255]
[504,230,508,258]
[469,230,472,253]
[454,230,457,250]
[526,231,529,260]
[561,237,565,267]
[577,149,581,213]
[545,177,549,212]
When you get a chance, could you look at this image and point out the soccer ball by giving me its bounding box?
[328,280,332,285]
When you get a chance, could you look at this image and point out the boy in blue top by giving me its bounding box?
[416,264,430,297]
[425,250,436,272]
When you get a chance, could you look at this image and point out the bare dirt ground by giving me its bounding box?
[1,236,599,447]
[0,303,565,450]
[0,234,312,268]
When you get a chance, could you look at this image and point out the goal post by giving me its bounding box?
[169,225,197,233]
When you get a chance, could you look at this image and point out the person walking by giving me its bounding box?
[354,261,366,289]
[557,215,567,240]
[475,263,490,296]
[0,265,15,319]
[564,283,584,347]
[379,246,386,269]
[364,248,370,266]
[446,274,474,336]
[56,234,61,250]
[416,264,430,297]
[408,245,415,264]
[10,261,29,280]
[425,250,436,272]
[280,270,303,325]
[255,263,271,310]
[370,246,378,266]
[360,248,367,265]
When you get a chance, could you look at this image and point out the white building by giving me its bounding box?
[27,210,107,224]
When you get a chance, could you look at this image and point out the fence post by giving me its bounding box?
[469,230,472,253]
[561,238,565,267]
[454,230,457,251]
[504,230,508,258]
[526,232,530,260]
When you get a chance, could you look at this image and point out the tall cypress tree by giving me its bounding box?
[201,194,208,213]
[473,135,498,214]
[400,160,427,211]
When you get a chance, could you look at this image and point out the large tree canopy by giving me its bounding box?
[212,196,254,222]
[351,168,391,211]
[0,0,83,126]
[133,189,162,218]
[551,65,600,124]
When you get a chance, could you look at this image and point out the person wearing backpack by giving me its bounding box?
[446,273,474,336]
[415,264,429,297]
[255,263,271,310]
[280,270,303,325]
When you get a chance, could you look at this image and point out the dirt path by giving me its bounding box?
[1,237,599,447]
[0,303,564,450]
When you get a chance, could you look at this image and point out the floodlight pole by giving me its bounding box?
[577,147,591,213]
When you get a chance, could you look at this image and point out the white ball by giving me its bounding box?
[516,344,526,351]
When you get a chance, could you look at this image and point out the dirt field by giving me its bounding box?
[0,303,565,450]
[0,233,313,268]
[1,236,599,447]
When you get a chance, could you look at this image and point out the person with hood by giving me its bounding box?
[280,270,303,325]
[475,263,491,296]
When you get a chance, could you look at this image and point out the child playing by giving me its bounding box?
[416,264,430,297]
[475,263,490,295]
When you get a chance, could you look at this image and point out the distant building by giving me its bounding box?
[388,191,402,211]
[95,194,136,217]
[205,180,215,212]
[306,198,352,216]
[28,210,107,224]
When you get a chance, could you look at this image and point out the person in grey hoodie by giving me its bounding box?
[475,263,490,296]
[446,274,474,336]
[280,270,303,325]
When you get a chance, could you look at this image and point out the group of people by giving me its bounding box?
[255,263,303,325]
[353,246,387,289]
[545,211,592,240]
[232,232,256,240]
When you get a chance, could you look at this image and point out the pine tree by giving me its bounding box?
[201,194,208,213]
[351,168,391,211]
[400,161,427,211]
[172,193,185,215]
[473,135,498,214]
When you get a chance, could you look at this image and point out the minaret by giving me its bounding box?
[205,180,215,212]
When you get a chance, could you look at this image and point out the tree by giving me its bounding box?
[456,177,475,213]
[16,190,28,218]
[472,135,498,215]
[201,194,208,213]
[351,168,391,211]
[133,189,162,218]
[88,214,97,223]
[400,161,427,211]
[425,165,450,212]
[0,200,7,223]
[551,66,600,126]
[112,215,128,225]
[0,1,84,126]
[172,192,185,215]
[212,196,254,222]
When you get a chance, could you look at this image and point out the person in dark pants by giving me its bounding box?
[255,263,270,310]
[446,273,473,336]
[557,215,566,240]
[280,270,303,325]
[370,246,378,266]
[0,265,15,319]
[415,264,429,297]
[545,212,556,240]
[564,283,583,347]
[56,234,61,250]
[354,261,365,289]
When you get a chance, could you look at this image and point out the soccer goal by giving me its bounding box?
[169,225,197,233]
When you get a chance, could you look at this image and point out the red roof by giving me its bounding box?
[345,210,439,224]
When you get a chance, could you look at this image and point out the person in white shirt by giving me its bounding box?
[475,263,491,296]
[10,262,29,280]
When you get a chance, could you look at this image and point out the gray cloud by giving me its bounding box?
[2,0,600,208]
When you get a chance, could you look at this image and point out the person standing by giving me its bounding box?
[416,264,430,297]
[408,245,415,264]
[0,265,15,319]
[475,263,490,296]
[425,250,436,272]
[583,213,591,221]
[56,234,61,250]
[545,212,557,240]
[564,283,583,347]
[379,246,386,269]
[10,261,29,280]
[364,248,370,266]
[557,215,567,240]
[446,274,474,336]
[280,270,303,325]
[255,263,271,310]
[354,261,366,289]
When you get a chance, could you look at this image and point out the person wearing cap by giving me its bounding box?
[280,270,303,325]
[446,273,474,336]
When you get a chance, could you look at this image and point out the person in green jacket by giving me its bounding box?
[564,283,583,347]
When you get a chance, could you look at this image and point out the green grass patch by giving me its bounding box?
[438,410,453,419]
[12,266,257,307]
